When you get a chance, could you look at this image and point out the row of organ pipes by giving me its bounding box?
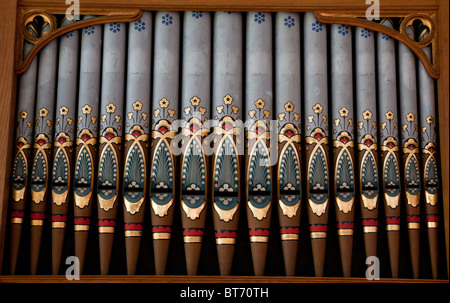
[8,11,441,278]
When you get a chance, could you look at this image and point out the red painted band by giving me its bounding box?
[249,228,270,236]
[183,229,204,236]
[215,230,237,238]
[309,224,327,232]
[30,212,45,220]
[124,223,143,230]
[98,219,116,227]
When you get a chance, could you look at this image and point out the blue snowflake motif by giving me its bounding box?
[65,31,73,39]
[312,20,323,32]
[360,28,371,38]
[192,11,203,19]
[134,20,146,31]
[381,33,390,41]
[162,13,173,26]
[84,26,95,36]
[254,12,265,24]
[338,25,349,36]
[109,23,120,33]
[284,16,295,28]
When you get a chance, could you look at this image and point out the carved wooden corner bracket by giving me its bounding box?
[15,8,143,74]
[315,12,440,79]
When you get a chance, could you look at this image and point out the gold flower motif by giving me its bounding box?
[426,115,434,124]
[406,112,415,122]
[284,101,294,112]
[263,110,271,118]
[46,120,52,127]
[223,94,233,105]
[106,103,116,114]
[422,126,427,132]
[67,118,73,125]
[339,107,349,117]
[78,116,83,124]
[380,122,387,130]
[348,118,353,127]
[313,103,323,114]
[334,119,341,127]
[27,122,32,128]
[307,115,314,123]
[357,121,364,129]
[153,109,160,118]
[385,110,394,120]
[20,110,28,119]
[142,113,148,121]
[248,110,256,118]
[184,107,191,116]
[115,115,121,123]
[190,96,201,107]
[255,99,265,109]
[39,108,48,118]
[216,105,224,114]
[82,105,92,115]
[323,116,327,123]
[278,113,286,121]
[167,109,175,118]
[402,124,408,131]
[393,122,397,129]
[55,118,60,125]
[293,113,300,122]
[362,109,373,120]
[127,112,134,120]
[59,106,69,116]
[199,107,207,116]
[232,106,239,114]
[133,101,143,111]
[101,115,107,123]
[159,97,169,109]
[372,121,377,129]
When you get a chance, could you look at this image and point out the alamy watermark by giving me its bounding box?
[365,0,380,21]
[65,0,80,21]
[65,256,80,280]
[365,256,380,280]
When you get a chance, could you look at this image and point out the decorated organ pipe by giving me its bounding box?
[398,25,421,279]
[180,11,211,275]
[96,21,126,275]
[29,21,58,275]
[5,12,446,279]
[418,28,440,280]
[377,18,401,279]
[122,11,152,275]
[50,17,79,275]
[150,11,180,275]
[211,11,243,276]
[9,23,39,275]
[330,23,355,278]
[355,26,380,263]
[303,12,329,277]
[73,16,102,274]
[275,12,302,277]
[245,11,274,276]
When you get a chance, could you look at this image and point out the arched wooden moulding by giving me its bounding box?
[315,11,439,79]
[15,8,143,74]
[15,9,439,80]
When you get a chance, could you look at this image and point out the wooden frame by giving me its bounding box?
[0,0,448,283]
